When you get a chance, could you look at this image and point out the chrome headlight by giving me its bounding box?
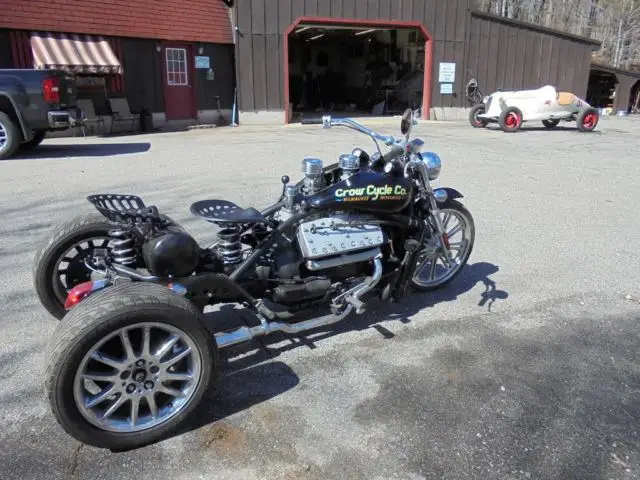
[422,151,441,180]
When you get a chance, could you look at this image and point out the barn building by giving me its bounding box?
[1,0,639,129]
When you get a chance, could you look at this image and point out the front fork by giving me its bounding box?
[427,196,454,266]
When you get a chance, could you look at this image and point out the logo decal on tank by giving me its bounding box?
[334,184,408,202]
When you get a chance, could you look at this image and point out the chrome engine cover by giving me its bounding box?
[296,214,385,260]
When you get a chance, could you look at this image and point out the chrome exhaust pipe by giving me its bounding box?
[215,256,383,349]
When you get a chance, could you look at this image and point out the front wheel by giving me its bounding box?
[499,107,523,132]
[410,200,475,291]
[44,282,216,450]
[577,107,599,132]
[468,104,488,128]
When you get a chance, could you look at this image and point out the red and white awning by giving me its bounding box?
[30,32,122,75]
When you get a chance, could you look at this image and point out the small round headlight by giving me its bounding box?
[422,151,442,180]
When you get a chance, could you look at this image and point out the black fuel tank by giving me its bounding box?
[306,170,413,213]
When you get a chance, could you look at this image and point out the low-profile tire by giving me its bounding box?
[410,199,475,292]
[498,107,523,133]
[542,119,560,128]
[32,213,115,320]
[468,104,488,128]
[0,111,22,160]
[20,130,46,150]
[44,282,217,450]
[577,107,599,132]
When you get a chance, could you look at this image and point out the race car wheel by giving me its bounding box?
[44,282,217,450]
[499,107,523,133]
[577,107,599,132]
[468,104,488,128]
[542,119,560,128]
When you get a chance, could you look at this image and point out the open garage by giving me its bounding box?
[286,22,428,122]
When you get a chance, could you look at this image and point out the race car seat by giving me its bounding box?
[557,91,576,106]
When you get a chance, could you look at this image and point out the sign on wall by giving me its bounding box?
[438,62,456,83]
[195,56,210,69]
[440,83,453,95]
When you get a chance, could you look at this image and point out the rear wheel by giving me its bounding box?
[577,107,599,132]
[0,111,21,160]
[32,213,115,320]
[20,130,46,150]
[542,119,560,128]
[499,107,523,133]
[44,282,216,450]
[468,104,488,128]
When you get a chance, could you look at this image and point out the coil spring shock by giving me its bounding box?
[217,226,242,265]
[109,228,137,265]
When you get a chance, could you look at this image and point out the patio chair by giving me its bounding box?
[109,97,139,134]
[71,99,106,136]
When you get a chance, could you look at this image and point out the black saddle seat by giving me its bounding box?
[190,199,266,224]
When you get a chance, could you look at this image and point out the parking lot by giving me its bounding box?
[1,116,639,480]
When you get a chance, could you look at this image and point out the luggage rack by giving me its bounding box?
[87,194,164,225]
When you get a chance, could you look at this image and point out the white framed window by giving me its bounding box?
[166,48,188,86]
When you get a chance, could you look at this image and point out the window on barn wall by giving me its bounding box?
[166,48,188,86]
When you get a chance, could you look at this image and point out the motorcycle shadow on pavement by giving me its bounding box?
[150,261,506,449]
[209,261,507,373]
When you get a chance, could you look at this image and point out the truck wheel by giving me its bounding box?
[44,282,217,450]
[468,104,488,128]
[542,119,560,128]
[499,107,523,133]
[0,111,21,159]
[577,107,599,132]
[32,213,115,320]
[20,130,46,150]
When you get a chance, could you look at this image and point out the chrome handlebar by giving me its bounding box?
[321,115,398,148]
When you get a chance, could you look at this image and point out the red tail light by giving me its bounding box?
[43,77,60,103]
[64,281,95,310]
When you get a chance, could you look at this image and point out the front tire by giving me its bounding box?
[32,213,115,320]
[0,111,21,160]
[411,200,475,291]
[469,104,488,128]
[44,282,216,450]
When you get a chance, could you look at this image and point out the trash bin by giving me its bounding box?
[139,109,153,132]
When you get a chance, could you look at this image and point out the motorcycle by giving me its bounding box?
[37,109,475,450]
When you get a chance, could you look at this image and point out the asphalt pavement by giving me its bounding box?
[0,116,639,480]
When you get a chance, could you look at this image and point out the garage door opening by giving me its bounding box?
[586,69,618,109]
[284,19,432,124]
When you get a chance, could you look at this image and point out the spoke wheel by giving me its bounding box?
[411,200,475,291]
[73,322,203,433]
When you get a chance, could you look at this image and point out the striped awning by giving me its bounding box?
[30,32,122,75]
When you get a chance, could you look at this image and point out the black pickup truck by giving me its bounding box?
[0,69,77,159]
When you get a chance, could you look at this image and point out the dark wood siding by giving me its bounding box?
[119,38,165,114]
[235,1,602,116]
[235,0,471,112]
[194,44,236,111]
[0,30,13,68]
[466,12,598,99]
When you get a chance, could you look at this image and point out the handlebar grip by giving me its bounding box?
[300,117,324,125]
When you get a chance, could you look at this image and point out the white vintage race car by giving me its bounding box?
[468,85,599,133]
